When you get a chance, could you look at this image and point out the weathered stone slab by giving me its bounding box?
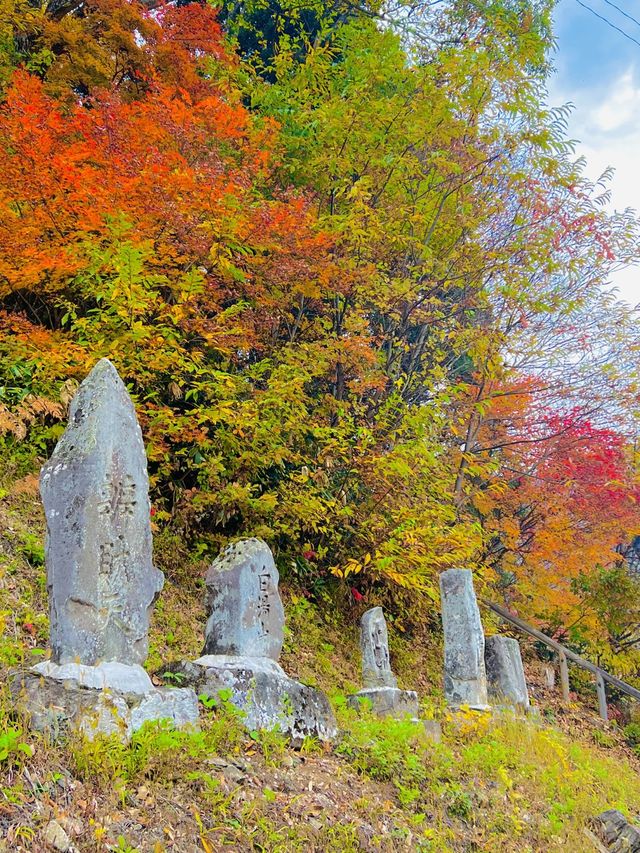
[31,660,153,695]
[347,606,420,718]
[168,656,337,744]
[175,539,335,741]
[439,568,488,708]
[360,607,397,689]
[203,538,284,660]
[77,692,132,739]
[347,687,419,718]
[130,688,200,734]
[22,360,197,742]
[11,669,199,741]
[485,635,529,710]
[41,358,164,666]
[592,809,640,852]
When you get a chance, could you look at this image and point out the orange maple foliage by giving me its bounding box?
[1,0,639,639]
[476,398,640,635]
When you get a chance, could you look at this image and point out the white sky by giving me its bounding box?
[550,2,640,309]
[549,69,640,309]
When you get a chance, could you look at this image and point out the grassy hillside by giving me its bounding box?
[2,468,640,852]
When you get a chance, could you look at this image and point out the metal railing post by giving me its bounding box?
[558,651,570,702]
[596,672,608,721]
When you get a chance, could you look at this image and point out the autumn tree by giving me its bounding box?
[0,0,478,598]
[0,0,638,649]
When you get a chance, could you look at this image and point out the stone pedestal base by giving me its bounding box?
[167,655,337,744]
[449,701,491,712]
[11,661,199,741]
[347,687,419,718]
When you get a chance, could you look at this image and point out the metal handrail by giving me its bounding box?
[483,599,640,718]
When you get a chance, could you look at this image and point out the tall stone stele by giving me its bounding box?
[347,607,419,718]
[41,358,164,666]
[167,538,338,743]
[439,568,489,709]
[13,359,199,739]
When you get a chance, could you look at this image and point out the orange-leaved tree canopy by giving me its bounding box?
[0,0,639,628]
[0,1,341,545]
[0,0,473,598]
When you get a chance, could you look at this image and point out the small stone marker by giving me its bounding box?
[423,719,442,743]
[13,359,199,740]
[360,607,397,689]
[169,539,337,743]
[203,538,285,660]
[347,607,419,718]
[41,358,164,666]
[485,635,530,710]
[439,568,488,708]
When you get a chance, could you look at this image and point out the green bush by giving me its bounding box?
[623,722,640,749]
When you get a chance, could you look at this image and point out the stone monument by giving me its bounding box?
[485,635,530,710]
[347,607,419,717]
[167,538,337,743]
[202,538,285,660]
[12,359,199,739]
[439,568,489,708]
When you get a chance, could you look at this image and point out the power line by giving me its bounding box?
[574,0,640,50]
[600,0,640,32]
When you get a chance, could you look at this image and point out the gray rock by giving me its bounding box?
[41,359,164,666]
[31,660,153,696]
[592,809,640,852]
[193,653,285,673]
[220,763,246,785]
[76,691,132,739]
[42,820,73,852]
[203,538,284,660]
[181,539,335,741]
[170,655,337,744]
[439,568,488,708]
[485,635,529,710]
[347,687,419,718]
[12,669,199,741]
[360,607,397,689]
[129,687,200,733]
[423,719,442,743]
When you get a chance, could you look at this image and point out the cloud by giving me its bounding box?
[589,70,640,135]
[549,66,640,307]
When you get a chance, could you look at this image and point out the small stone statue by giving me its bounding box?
[347,607,419,718]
